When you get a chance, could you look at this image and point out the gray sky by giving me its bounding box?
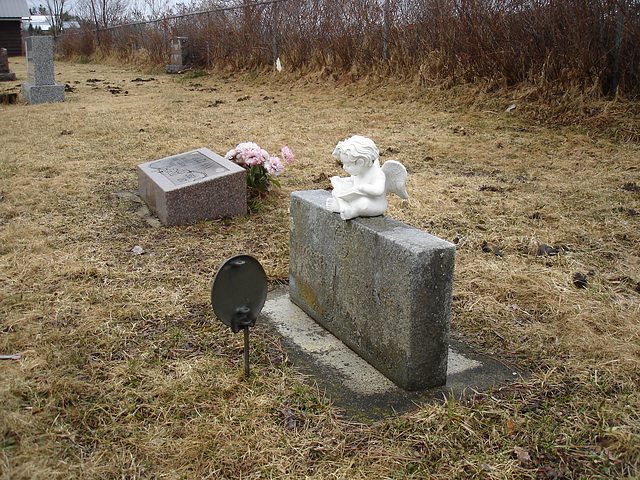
[26,0,194,16]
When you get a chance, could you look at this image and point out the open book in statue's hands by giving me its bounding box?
[332,177,369,202]
[337,189,365,202]
[330,175,354,194]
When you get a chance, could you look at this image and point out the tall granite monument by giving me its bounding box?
[21,36,65,104]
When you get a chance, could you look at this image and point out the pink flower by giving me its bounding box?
[227,142,293,187]
[243,148,264,166]
[224,148,238,162]
[236,141,260,152]
[229,142,257,166]
[266,156,284,175]
[281,146,295,165]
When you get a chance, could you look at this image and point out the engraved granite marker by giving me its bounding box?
[138,148,246,226]
[148,151,229,186]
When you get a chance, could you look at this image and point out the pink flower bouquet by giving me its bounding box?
[225,142,295,195]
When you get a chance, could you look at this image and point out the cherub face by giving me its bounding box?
[342,158,365,177]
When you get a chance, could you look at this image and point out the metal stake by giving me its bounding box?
[243,327,250,377]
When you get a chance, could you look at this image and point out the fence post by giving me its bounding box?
[163,24,167,57]
[610,6,625,96]
[272,2,278,66]
[383,0,390,61]
[207,11,211,68]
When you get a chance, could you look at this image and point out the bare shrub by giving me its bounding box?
[60,0,640,96]
[57,26,96,57]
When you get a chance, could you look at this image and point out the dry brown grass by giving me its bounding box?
[1,57,639,479]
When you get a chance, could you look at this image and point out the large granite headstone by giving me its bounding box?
[138,147,247,226]
[21,36,65,104]
[289,189,456,391]
[0,48,16,82]
[165,37,193,74]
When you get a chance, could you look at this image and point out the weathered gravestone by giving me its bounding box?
[289,189,456,391]
[137,147,247,226]
[21,36,65,104]
[0,48,16,82]
[165,37,193,74]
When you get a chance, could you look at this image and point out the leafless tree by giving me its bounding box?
[75,0,132,29]
[45,0,68,36]
[141,0,173,18]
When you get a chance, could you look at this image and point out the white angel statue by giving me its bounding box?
[326,135,409,220]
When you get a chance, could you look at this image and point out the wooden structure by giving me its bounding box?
[0,0,29,56]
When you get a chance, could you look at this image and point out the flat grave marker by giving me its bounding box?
[138,147,247,226]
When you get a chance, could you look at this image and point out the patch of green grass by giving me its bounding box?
[182,69,208,79]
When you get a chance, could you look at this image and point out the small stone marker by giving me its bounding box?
[289,189,456,391]
[21,36,65,104]
[137,147,247,226]
[0,48,16,82]
[165,37,193,74]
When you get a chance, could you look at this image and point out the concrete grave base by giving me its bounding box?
[21,83,65,104]
[138,147,246,226]
[261,288,524,422]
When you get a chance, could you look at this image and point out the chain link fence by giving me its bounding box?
[58,0,640,96]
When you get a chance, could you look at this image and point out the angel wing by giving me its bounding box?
[381,160,409,199]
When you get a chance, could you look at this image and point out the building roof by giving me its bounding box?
[23,15,80,32]
[25,15,51,30]
[0,0,30,19]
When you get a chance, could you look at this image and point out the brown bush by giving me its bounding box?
[57,27,96,58]
[58,0,640,96]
